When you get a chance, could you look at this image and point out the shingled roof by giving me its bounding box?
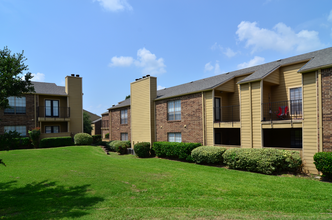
[31,81,67,95]
[108,47,332,110]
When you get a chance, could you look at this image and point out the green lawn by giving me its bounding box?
[0,146,331,220]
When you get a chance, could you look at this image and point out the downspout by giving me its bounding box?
[202,92,205,146]
[249,83,253,148]
[318,69,323,152]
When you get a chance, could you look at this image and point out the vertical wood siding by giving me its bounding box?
[302,72,318,173]
[251,81,262,148]
[264,68,279,85]
[204,91,213,146]
[66,76,83,134]
[240,84,250,148]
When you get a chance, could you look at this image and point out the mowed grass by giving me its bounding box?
[0,146,331,220]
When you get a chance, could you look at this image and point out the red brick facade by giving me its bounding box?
[101,113,109,139]
[110,107,131,141]
[321,67,332,152]
[0,94,36,136]
[155,93,203,144]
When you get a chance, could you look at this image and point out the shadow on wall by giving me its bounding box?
[0,180,104,219]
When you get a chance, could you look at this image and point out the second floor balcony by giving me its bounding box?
[37,106,70,121]
[214,105,240,123]
[262,99,302,122]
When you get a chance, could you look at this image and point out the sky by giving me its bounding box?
[1,0,332,115]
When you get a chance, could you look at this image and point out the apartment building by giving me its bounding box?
[106,47,332,173]
[0,75,83,139]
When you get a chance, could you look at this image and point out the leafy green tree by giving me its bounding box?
[0,46,35,109]
[83,112,93,134]
[125,95,130,99]
[0,46,35,165]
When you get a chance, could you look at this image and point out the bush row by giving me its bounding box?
[222,148,302,174]
[191,146,226,164]
[152,142,201,162]
[92,134,102,144]
[40,136,74,148]
[134,142,153,158]
[74,133,93,145]
[314,152,332,179]
[106,140,131,154]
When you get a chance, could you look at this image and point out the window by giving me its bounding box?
[291,129,302,148]
[168,100,181,121]
[121,109,128,124]
[4,96,26,114]
[45,126,59,134]
[290,87,302,115]
[4,126,26,136]
[45,100,59,117]
[121,133,128,141]
[168,133,182,143]
[214,98,221,121]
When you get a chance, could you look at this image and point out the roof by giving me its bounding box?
[108,47,332,110]
[32,81,67,95]
[83,109,101,121]
[92,118,102,123]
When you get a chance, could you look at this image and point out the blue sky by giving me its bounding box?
[1,0,332,115]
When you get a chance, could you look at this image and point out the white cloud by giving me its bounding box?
[328,10,332,22]
[211,42,222,51]
[109,56,134,67]
[109,48,166,75]
[157,85,165,90]
[204,62,214,71]
[93,0,132,12]
[237,56,265,69]
[236,21,325,53]
[224,48,237,57]
[214,62,223,75]
[31,73,45,82]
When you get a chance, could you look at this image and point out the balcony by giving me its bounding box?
[214,105,240,128]
[37,106,70,121]
[262,99,302,122]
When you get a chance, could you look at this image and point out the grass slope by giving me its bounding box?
[0,146,331,219]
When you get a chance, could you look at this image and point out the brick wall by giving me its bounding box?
[110,107,131,141]
[155,93,203,144]
[0,94,36,136]
[321,67,332,152]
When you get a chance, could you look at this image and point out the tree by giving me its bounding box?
[0,46,35,109]
[0,46,35,165]
[83,112,93,134]
[125,95,130,99]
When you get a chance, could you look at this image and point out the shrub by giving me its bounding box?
[0,131,21,151]
[74,133,93,145]
[13,137,33,149]
[105,133,109,139]
[40,136,74,148]
[223,148,302,175]
[92,134,102,144]
[134,142,151,158]
[106,140,131,153]
[314,152,332,179]
[191,146,226,164]
[152,142,201,162]
[114,141,130,155]
[107,140,120,151]
[28,127,41,148]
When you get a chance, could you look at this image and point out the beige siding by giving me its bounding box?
[65,76,83,135]
[251,81,262,148]
[271,62,305,102]
[216,79,234,92]
[240,84,250,148]
[302,72,318,173]
[263,83,272,104]
[264,68,279,85]
[131,77,157,146]
[204,91,213,146]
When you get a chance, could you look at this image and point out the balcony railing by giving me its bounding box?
[102,120,109,128]
[214,105,240,122]
[262,99,302,121]
[37,106,70,118]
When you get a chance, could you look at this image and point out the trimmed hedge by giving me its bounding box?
[152,142,201,162]
[40,136,74,148]
[114,141,131,155]
[134,142,151,158]
[223,148,302,175]
[191,146,226,164]
[92,134,102,144]
[314,152,332,179]
[74,133,93,145]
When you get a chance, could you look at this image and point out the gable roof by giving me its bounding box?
[108,47,332,110]
[31,81,67,95]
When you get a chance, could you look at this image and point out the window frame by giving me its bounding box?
[4,125,27,137]
[168,132,182,143]
[45,126,60,134]
[289,86,302,116]
[214,97,221,122]
[120,109,128,124]
[121,133,128,141]
[4,96,26,115]
[45,100,60,117]
[167,100,181,121]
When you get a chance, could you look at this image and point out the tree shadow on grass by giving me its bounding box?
[0,180,104,219]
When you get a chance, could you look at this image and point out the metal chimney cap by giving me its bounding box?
[71,74,75,76]
[76,74,80,77]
